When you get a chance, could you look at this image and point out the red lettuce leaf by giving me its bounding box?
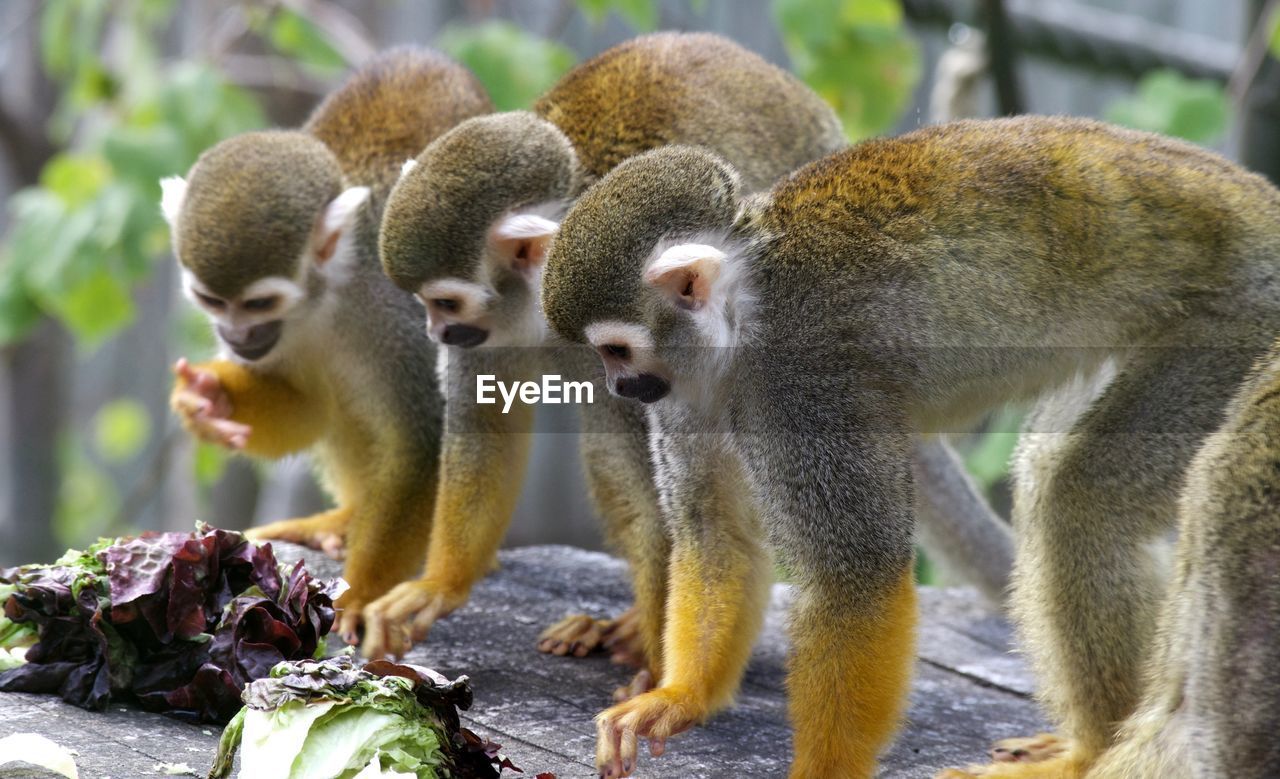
[0,525,339,723]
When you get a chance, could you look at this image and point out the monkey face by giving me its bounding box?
[583,321,672,403]
[182,271,305,364]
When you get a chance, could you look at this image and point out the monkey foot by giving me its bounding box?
[359,579,468,660]
[246,512,349,560]
[936,738,1088,779]
[612,668,656,703]
[991,733,1073,764]
[595,686,702,778]
[538,605,646,666]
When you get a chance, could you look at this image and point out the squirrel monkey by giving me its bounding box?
[538,117,1280,778]
[368,31,1012,671]
[365,32,847,671]
[941,342,1280,776]
[163,48,492,643]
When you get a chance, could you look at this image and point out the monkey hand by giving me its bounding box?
[245,508,349,560]
[595,686,703,778]
[358,579,469,659]
[171,358,250,450]
[537,604,646,666]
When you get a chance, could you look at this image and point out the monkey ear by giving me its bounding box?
[644,244,726,311]
[398,159,418,181]
[159,176,187,229]
[312,186,371,265]
[489,213,559,276]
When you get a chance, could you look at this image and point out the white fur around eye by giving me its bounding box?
[585,321,654,351]
[399,159,419,180]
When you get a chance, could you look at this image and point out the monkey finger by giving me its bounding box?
[410,606,439,643]
[172,390,212,417]
[572,618,608,657]
[336,608,362,649]
[649,737,665,757]
[319,533,346,560]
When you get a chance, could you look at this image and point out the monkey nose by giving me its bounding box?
[614,374,670,403]
[440,324,488,348]
[218,321,282,361]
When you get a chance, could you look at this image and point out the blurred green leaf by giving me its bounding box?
[577,0,658,30]
[0,261,42,347]
[960,408,1024,489]
[55,435,120,548]
[92,398,152,463]
[1270,8,1280,60]
[1105,69,1228,144]
[40,154,111,209]
[773,0,921,140]
[438,22,577,111]
[194,442,229,487]
[268,9,347,74]
[47,267,136,346]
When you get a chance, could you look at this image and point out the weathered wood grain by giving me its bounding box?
[0,544,1047,778]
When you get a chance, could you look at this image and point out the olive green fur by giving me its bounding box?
[542,145,741,343]
[540,114,1280,775]
[305,46,493,220]
[380,112,580,288]
[378,31,846,292]
[176,131,341,298]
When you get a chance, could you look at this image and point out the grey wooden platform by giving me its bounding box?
[0,544,1046,778]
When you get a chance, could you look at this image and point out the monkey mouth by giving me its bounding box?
[615,374,670,403]
[441,323,489,348]
[219,321,282,361]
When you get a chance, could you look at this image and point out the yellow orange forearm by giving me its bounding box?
[193,360,324,458]
[788,568,917,779]
[662,536,771,713]
[421,403,534,597]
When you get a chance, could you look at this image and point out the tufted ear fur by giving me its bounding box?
[489,213,559,276]
[312,186,371,265]
[644,243,726,311]
[159,176,187,229]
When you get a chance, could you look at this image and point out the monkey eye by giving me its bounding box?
[242,296,278,312]
[432,298,460,313]
[602,343,631,361]
[195,291,226,311]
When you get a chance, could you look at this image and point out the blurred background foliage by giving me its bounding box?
[0,0,1263,583]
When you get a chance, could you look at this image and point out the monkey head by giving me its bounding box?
[161,131,370,366]
[541,146,752,405]
[379,111,584,350]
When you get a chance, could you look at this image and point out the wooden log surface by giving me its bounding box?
[0,544,1047,778]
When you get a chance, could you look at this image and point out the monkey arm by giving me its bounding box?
[181,359,325,459]
[420,402,535,601]
[594,434,771,778]
[358,388,534,659]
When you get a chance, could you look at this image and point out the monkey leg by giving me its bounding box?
[786,567,918,779]
[1088,348,1280,779]
[1004,334,1263,762]
[593,446,770,779]
[176,360,324,459]
[246,505,351,559]
[558,394,669,677]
